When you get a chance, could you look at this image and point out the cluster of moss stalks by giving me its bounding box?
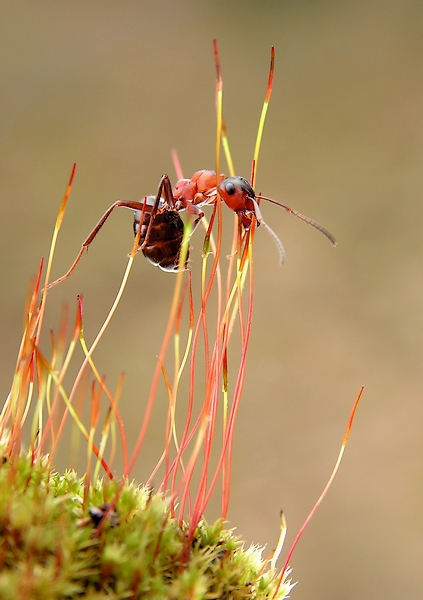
[0,449,293,599]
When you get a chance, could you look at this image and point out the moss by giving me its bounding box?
[0,452,293,599]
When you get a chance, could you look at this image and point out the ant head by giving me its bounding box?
[218,177,255,213]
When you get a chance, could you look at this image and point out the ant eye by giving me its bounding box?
[225,182,236,195]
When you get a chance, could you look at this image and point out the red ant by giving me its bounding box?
[173,169,337,264]
[47,169,336,289]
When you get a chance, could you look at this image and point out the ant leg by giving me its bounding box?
[159,173,204,232]
[47,200,147,290]
[139,174,172,251]
[160,173,177,209]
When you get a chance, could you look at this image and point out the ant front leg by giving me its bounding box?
[47,200,148,290]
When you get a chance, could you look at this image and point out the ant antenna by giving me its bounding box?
[256,194,337,247]
[251,197,286,265]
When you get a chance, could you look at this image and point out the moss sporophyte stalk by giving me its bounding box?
[0,41,361,598]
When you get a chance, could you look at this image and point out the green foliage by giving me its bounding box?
[0,451,293,599]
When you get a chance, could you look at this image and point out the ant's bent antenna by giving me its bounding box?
[257,194,337,248]
[251,197,286,265]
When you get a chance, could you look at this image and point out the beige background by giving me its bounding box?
[1,2,422,598]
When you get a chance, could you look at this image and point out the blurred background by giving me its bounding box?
[1,1,422,598]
